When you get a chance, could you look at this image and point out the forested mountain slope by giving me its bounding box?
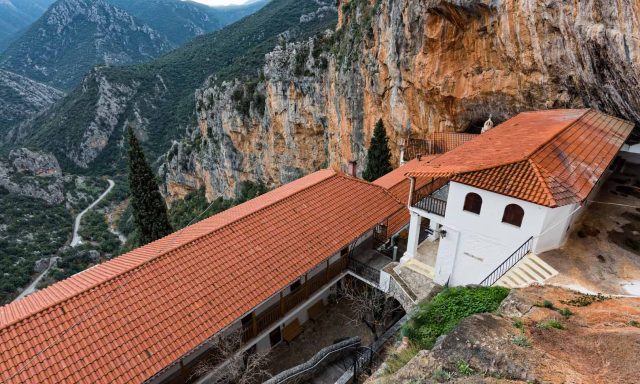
[0,0,172,90]
[18,0,337,173]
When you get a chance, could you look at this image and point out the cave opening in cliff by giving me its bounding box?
[465,119,486,134]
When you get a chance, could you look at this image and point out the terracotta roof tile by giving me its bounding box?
[408,109,634,207]
[0,170,402,384]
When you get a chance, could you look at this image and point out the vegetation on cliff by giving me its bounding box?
[385,286,510,374]
[127,128,173,246]
[363,119,393,181]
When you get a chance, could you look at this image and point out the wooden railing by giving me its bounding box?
[241,256,348,342]
[479,237,534,287]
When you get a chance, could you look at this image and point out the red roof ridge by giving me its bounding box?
[337,170,405,206]
[528,108,591,157]
[0,169,341,330]
[526,159,559,207]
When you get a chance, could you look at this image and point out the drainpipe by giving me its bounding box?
[407,177,416,209]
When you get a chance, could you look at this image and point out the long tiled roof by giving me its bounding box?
[0,169,403,384]
[407,109,634,207]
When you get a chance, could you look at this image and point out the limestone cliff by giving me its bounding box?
[162,0,640,201]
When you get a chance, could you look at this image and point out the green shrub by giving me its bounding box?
[558,308,573,319]
[513,318,524,330]
[456,360,474,376]
[432,368,453,382]
[628,320,640,328]
[511,335,531,347]
[535,299,555,309]
[536,320,564,330]
[402,286,510,349]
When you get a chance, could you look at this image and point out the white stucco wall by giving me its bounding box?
[433,182,564,286]
[534,202,580,253]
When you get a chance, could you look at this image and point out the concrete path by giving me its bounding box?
[71,179,114,247]
[13,258,56,302]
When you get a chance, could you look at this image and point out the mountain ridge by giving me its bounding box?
[0,0,173,90]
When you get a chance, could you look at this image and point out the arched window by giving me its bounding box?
[463,192,482,214]
[502,204,525,227]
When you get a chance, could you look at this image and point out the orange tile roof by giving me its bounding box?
[0,169,403,384]
[407,109,634,207]
[373,157,439,234]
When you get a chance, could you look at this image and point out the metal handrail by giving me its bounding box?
[347,257,381,285]
[479,236,534,287]
[414,195,447,216]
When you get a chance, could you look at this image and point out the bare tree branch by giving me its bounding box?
[339,277,397,338]
[192,330,271,384]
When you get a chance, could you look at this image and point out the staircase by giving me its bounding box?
[494,254,558,288]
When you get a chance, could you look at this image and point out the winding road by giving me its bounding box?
[70,179,115,247]
[13,179,116,302]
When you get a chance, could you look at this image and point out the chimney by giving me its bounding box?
[347,160,357,177]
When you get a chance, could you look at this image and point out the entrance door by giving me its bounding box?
[269,327,282,347]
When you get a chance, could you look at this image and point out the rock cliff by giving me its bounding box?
[0,148,64,204]
[162,0,640,202]
[0,69,63,139]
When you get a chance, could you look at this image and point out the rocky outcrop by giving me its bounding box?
[0,69,63,139]
[162,0,640,202]
[371,286,640,384]
[0,148,64,204]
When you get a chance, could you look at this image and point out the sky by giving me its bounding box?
[191,0,249,5]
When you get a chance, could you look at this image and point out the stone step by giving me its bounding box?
[404,259,435,279]
[495,253,558,288]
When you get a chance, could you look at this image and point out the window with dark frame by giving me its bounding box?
[289,280,302,292]
[502,204,525,227]
[462,192,483,214]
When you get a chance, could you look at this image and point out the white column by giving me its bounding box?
[427,220,439,241]
[401,212,422,263]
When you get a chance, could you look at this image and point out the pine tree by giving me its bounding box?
[127,127,173,245]
[363,119,393,181]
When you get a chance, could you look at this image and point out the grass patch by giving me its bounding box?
[629,320,640,328]
[403,286,510,349]
[560,293,609,307]
[536,320,564,330]
[384,346,419,375]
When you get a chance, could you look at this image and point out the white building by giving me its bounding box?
[400,109,634,287]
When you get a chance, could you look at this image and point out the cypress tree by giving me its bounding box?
[127,127,173,245]
[363,119,393,181]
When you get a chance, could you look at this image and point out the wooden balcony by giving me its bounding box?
[241,255,348,343]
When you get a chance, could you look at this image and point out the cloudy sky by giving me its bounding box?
[191,0,249,5]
